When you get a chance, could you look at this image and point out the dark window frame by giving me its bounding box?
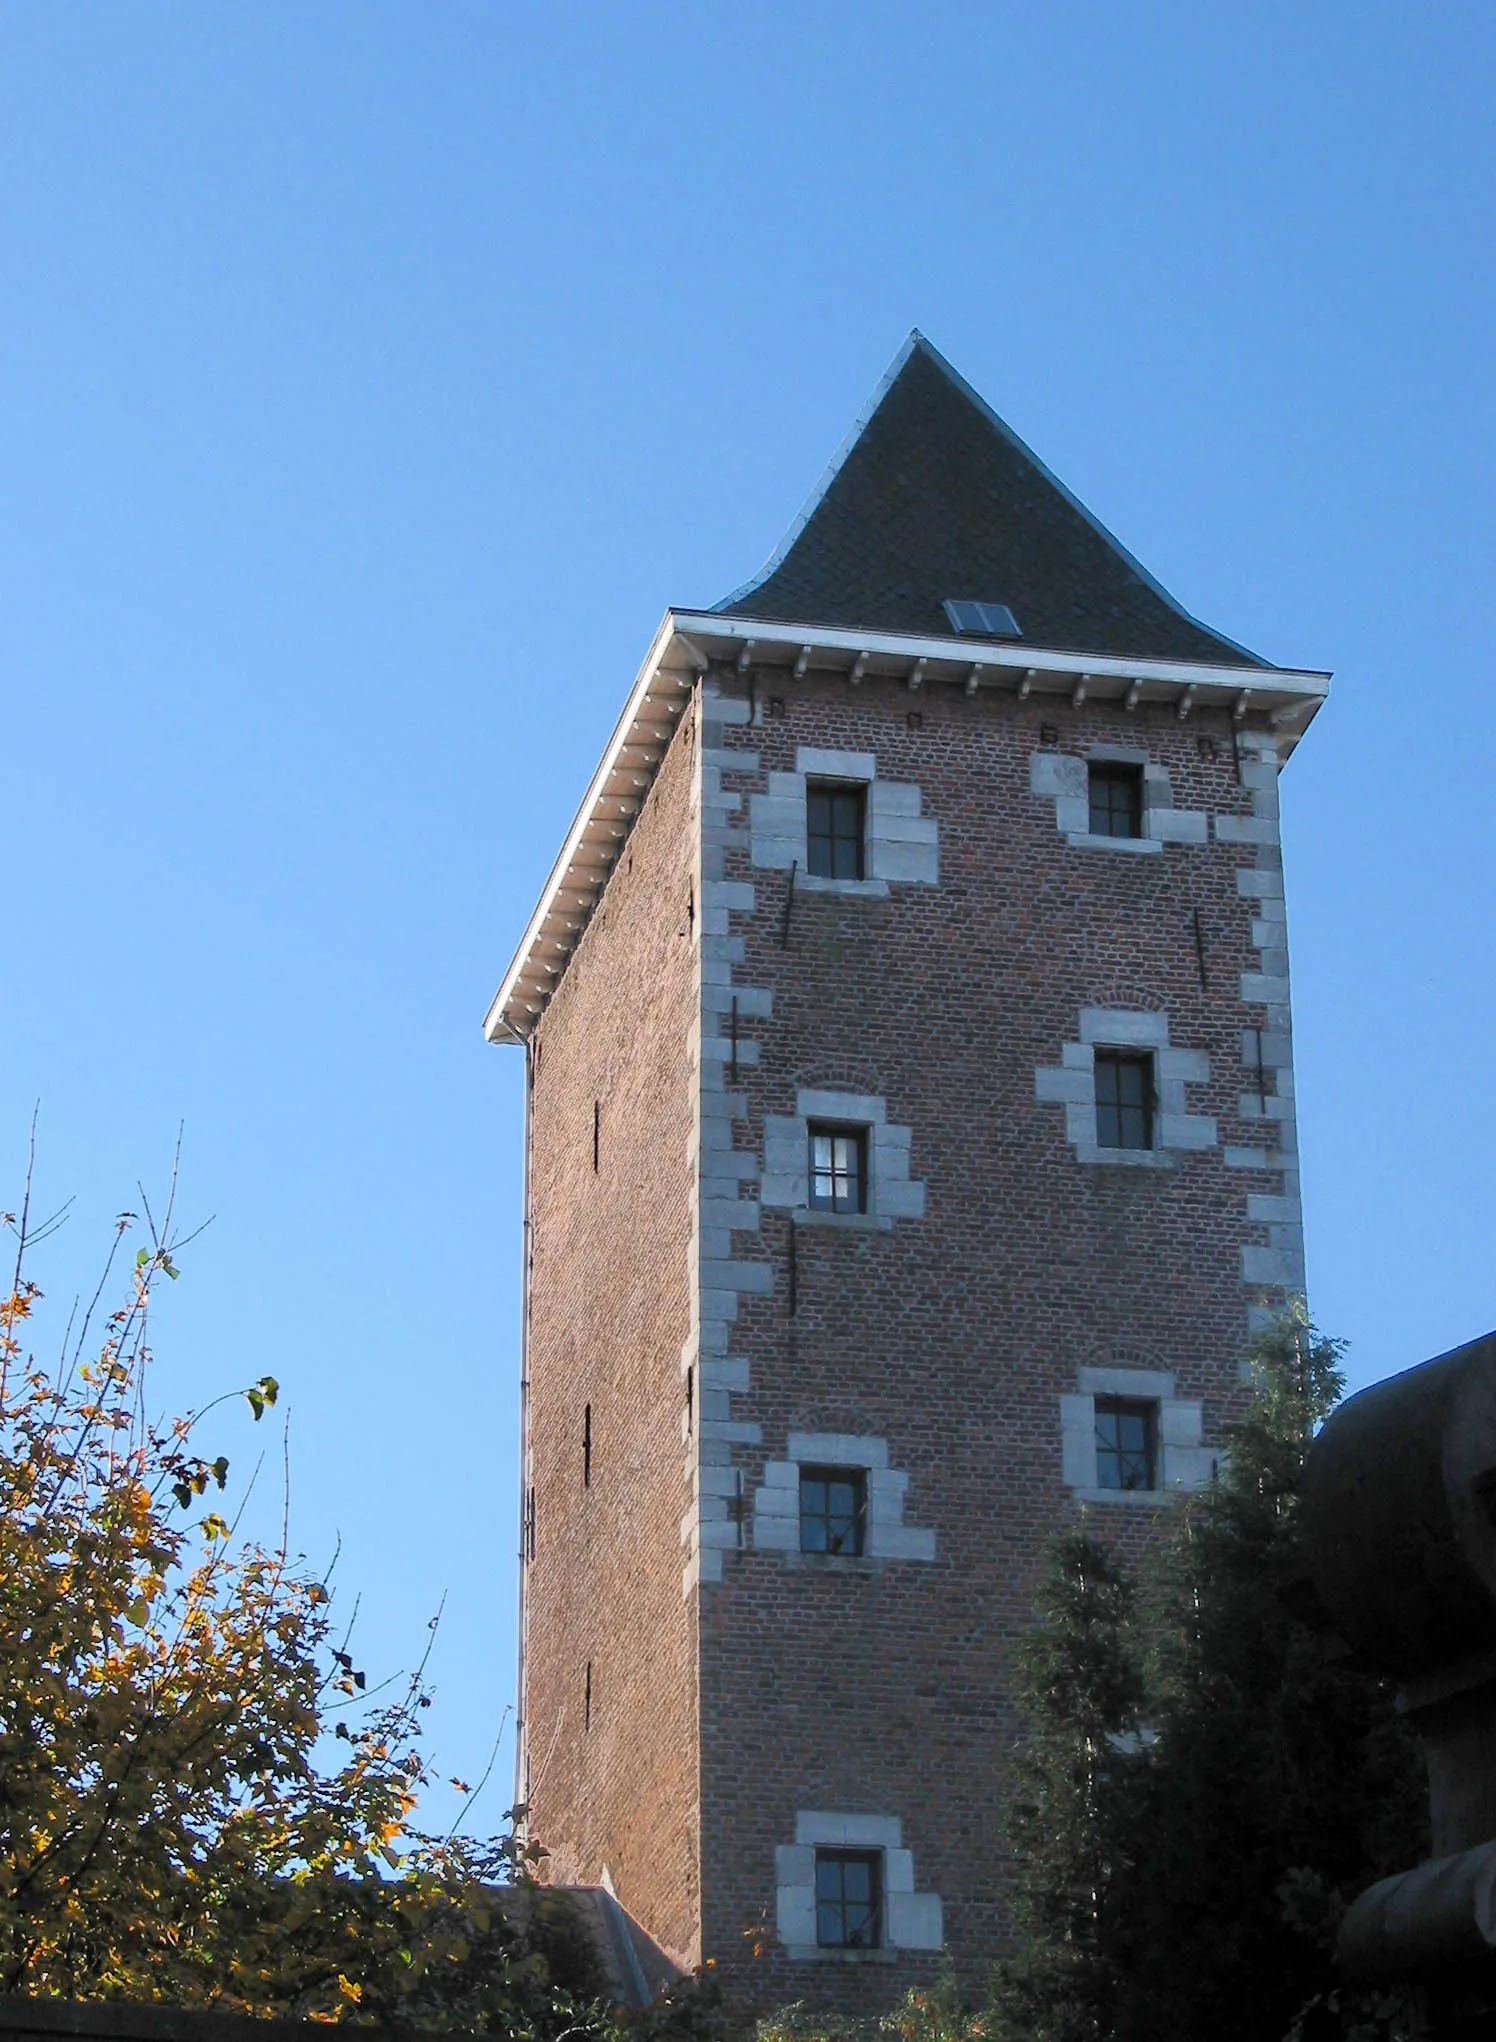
[814,1847,883,1950]
[807,1122,869,1213]
[1094,1049,1155,1151]
[1087,761,1145,839]
[798,1465,868,1557]
[1094,1397,1160,1493]
[806,780,867,881]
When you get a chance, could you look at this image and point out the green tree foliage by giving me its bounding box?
[0,1175,719,2040]
[991,1306,1429,2042]
[989,1528,1141,2042]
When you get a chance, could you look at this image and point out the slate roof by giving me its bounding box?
[715,333,1265,669]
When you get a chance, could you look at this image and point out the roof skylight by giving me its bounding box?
[943,599,1022,639]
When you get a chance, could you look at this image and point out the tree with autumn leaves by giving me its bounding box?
[0,1170,713,2037]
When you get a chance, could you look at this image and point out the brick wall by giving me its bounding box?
[520,659,1305,2018]
[523,710,702,1966]
[689,670,1296,2014]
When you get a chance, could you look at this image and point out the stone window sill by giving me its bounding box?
[796,874,891,899]
[781,1552,883,1575]
[779,1945,902,1965]
[1072,1487,1172,1508]
[1064,832,1163,856]
[792,1209,893,1232]
[1073,1146,1176,1169]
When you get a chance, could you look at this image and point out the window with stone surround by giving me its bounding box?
[815,1850,881,1949]
[762,1091,925,1223]
[776,1813,943,1958]
[1061,1368,1216,1504]
[807,1123,867,1213]
[1030,744,1208,853]
[806,782,866,880]
[752,1433,935,1563]
[1087,761,1143,838]
[800,1465,867,1556]
[1094,1049,1154,1150]
[1036,1011,1215,1167]
[749,747,938,890]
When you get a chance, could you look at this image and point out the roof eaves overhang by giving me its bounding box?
[484,608,1330,1045]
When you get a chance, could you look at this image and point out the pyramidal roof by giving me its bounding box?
[714,332,1263,670]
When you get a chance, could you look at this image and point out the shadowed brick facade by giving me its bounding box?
[485,333,1328,2014]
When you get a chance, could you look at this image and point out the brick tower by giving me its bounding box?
[484,333,1326,2014]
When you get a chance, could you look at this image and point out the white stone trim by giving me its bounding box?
[1029,745,1207,853]
[753,1433,936,1562]
[776,1812,944,1958]
[1229,734,1306,1307]
[1059,1368,1216,1503]
[1035,1011,1215,1164]
[749,752,939,886]
[761,1091,925,1220]
[682,683,774,1595]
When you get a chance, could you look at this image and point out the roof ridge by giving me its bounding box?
[711,331,922,614]
[901,334,1267,667]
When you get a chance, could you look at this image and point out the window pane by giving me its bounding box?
[800,1466,867,1556]
[1088,764,1142,838]
[808,1124,866,1211]
[815,1851,881,1948]
[805,782,865,879]
[1096,1400,1157,1490]
[1094,1053,1152,1150]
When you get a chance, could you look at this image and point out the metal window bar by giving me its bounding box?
[1094,1052,1154,1150]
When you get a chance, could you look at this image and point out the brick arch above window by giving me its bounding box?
[792,1059,888,1098]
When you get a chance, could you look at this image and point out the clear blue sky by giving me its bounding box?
[3,3,1492,1830]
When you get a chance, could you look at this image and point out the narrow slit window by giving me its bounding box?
[1088,762,1144,839]
[584,1659,593,1731]
[583,1402,592,1489]
[799,1466,867,1556]
[815,1849,882,1949]
[1094,1050,1154,1150]
[807,1124,867,1213]
[593,1099,600,1172]
[1094,1398,1158,1492]
[806,782,866,880]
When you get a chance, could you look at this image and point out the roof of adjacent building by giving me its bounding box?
[715,331,1265,669]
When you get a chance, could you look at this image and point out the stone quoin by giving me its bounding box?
[484,333,1328,2015]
